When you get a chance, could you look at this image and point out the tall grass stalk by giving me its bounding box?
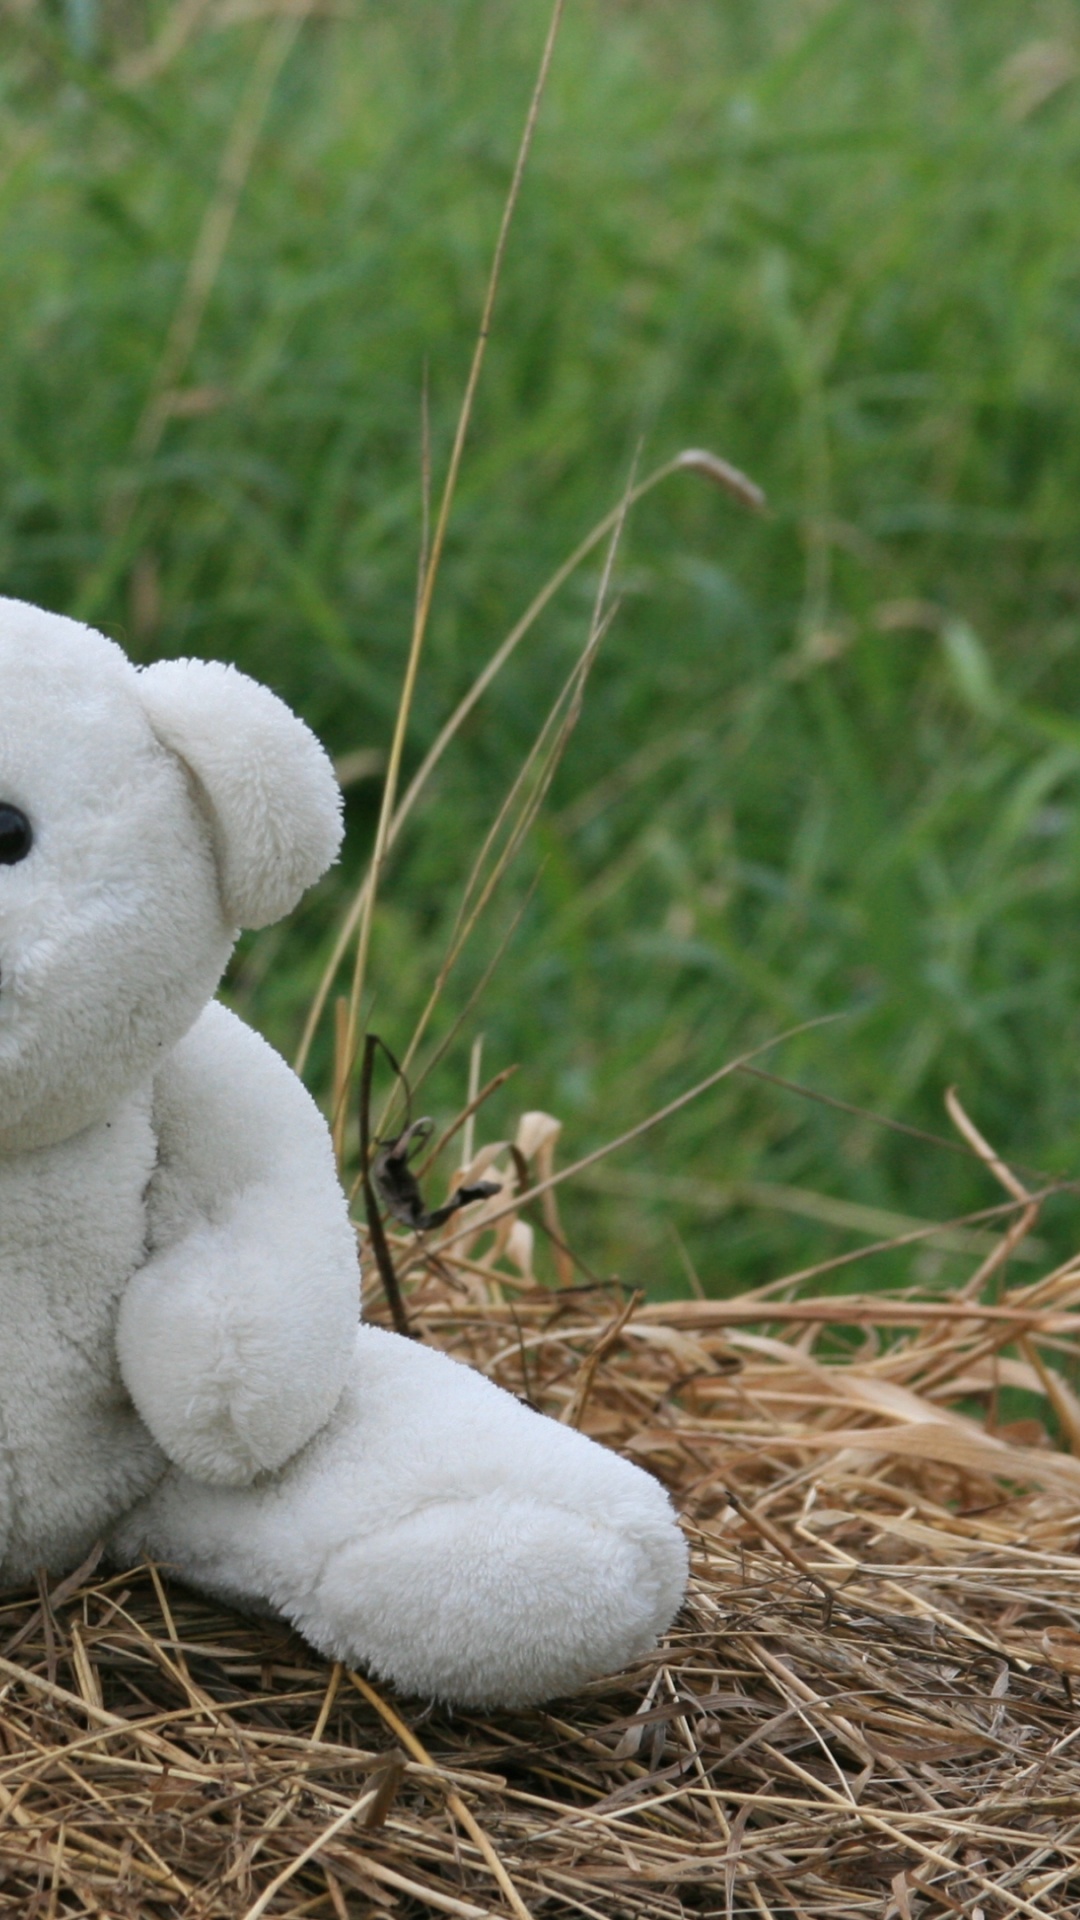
[296,448,760,1080]
[331,0,566,1161]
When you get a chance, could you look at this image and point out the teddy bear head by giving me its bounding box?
[0,599,343,1152]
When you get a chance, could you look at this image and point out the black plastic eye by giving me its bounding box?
[0,804,32,866]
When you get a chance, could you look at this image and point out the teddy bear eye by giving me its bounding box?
[0,804,33,866]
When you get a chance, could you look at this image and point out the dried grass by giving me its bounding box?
[4,1144,1080,1919]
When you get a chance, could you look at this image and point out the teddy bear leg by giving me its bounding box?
[112,1324,688,1707]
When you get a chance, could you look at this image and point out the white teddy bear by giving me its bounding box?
[0,597,687,1708]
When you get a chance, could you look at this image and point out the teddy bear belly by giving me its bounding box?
[0,1091,168,1582]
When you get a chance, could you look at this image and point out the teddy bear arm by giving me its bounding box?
[117,1004,361,1486]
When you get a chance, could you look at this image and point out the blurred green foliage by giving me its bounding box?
[5,0,1080,1293]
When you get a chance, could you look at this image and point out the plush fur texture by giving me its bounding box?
[0,600,688,1706]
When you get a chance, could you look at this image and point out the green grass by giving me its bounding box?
[5,0,1080,1293]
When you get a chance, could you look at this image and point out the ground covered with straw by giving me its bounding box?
[3,1138,1080,1920]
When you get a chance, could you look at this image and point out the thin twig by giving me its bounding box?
[359,1034,412,1338]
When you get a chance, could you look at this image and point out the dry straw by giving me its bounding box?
[4,1102,1080,1917]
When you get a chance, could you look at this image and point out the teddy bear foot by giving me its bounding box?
[111,1323,688,1707]
[292,1491,683,1708]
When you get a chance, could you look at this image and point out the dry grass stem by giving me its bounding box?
[332,0,566,1159]
[294,443,764,1082]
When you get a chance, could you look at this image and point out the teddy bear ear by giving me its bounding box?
[137,659,344,930]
